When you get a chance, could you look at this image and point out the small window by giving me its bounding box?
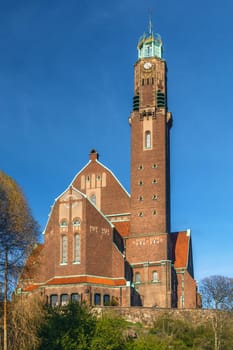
[152,179,157,184]
[152,271,159,282]
[152,195,158,200]
[86,176,90,182]
[103,294,110,306]
[138,180,143,186]
[152,210,157,215]
[145,131,151,149]
[60,219,68,227]
[152,164,158,169]
[151,77,154,85]
[73,218,81,227]
[50,294,58,307]
[135,272,141,283]
[61,294,69,306]
[138,212,143,217]
[94,293,101,305]
[138,196,143,201]
[138,165,144,170]
[61,235,68,264]
[71,293,80,303]
[147,78,150,85]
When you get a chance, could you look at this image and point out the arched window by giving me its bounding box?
[61,294,69,306]
[145,130,151,149]
[103,294,110,306]
[152,271,158,282]
[60,219,68,227]
[74,233,80,263]
[135,272,141,283]
[50,294,58,307]
[73,218,81,227]
[61,235,67,264]
[71,293,80,303]
[94,293,101,305]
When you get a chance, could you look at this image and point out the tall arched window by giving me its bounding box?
[74,233,80,263]
[61,235,67,264]
[145,130,151,149]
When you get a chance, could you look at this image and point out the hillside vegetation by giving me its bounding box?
[2,298,233,350]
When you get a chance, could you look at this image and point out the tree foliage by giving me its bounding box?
[38,302,97,350]
[36,303,233,350]
[7,295,45,350]
[0,170,39,290]
[199,275,233,310]
[0,170,39,350]
[2,300,232,350]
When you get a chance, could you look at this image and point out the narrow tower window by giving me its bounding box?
[145,131,151,149]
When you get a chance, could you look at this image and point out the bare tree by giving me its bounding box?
[8,294,45,350]
[199,275,233,350]
[199,275,233,310]
[0,171,39,350]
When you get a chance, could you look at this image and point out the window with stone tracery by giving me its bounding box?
[61,235,67,264]
[74,233,80,263]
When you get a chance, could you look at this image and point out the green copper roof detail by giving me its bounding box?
[137,19,163,59]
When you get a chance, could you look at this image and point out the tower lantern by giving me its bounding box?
[137,20,163,59]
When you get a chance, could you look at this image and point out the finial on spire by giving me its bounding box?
[148,9,153,35]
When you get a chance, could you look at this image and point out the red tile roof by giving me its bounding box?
[47,276,126,286]
[172,231,190,269]
[22,276,126,292]
[113,221,130,237]
[23,285,40,292]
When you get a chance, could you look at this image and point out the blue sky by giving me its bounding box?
[1,0,233,283]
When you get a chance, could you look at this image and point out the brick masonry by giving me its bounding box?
[19,27,198,310]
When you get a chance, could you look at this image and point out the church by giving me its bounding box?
[19,21,197,309]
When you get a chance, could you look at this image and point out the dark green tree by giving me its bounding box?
[38,302,96,350]
[90,314,127,350]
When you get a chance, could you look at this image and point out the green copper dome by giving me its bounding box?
[137,20,163,59]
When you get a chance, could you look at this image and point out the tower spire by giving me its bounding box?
[148,9,153,35]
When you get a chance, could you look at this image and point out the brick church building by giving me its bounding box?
[18,21,197,309]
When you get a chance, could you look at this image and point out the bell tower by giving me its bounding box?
[125,20,173,308]
[129,21,172,236]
